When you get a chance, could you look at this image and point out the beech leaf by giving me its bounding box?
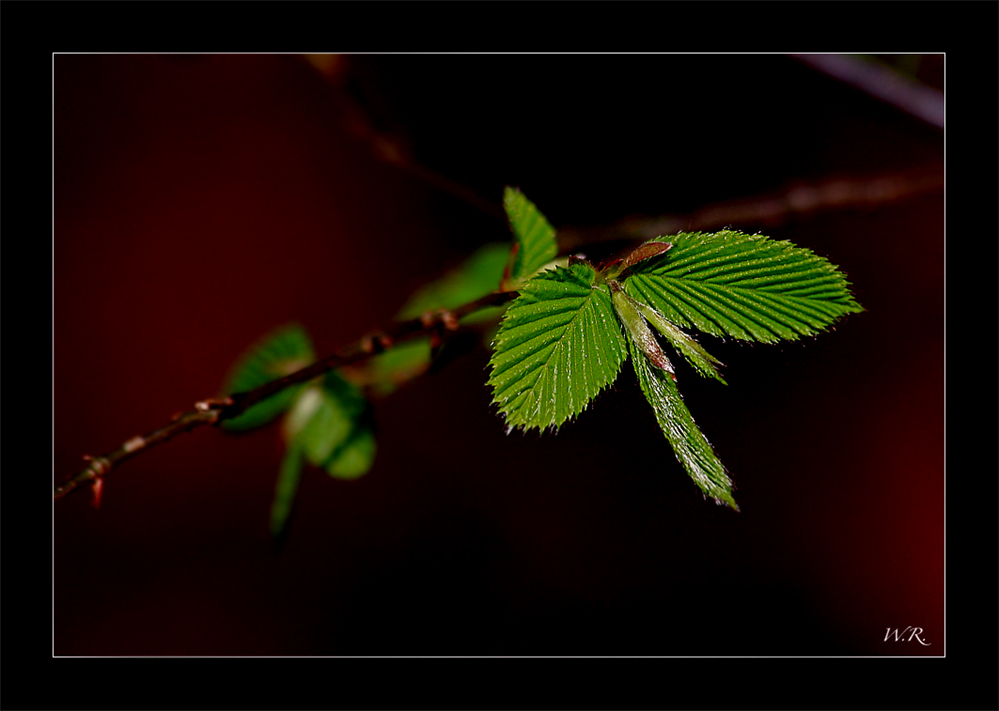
[503,186,559,284]
[488,262,627,431]
[623,231,863,343]
[270,442,304,539]
[628,334,738,510]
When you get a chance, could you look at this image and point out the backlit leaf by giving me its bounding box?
[488,262,627,431]
[503,186,559,283]
[623,231,863,344]
[628,334,738,510]
[629,295,727,384]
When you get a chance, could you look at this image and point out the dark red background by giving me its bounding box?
[54,54,943,657]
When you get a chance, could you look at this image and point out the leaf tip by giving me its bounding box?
[715,492,740,512]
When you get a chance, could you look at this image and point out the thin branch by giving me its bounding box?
[53,409,222,503]
[302,54,504,220]
[54,289,518,502]
[305,55,942,253]
[790,54,943,130]
[557,165,943,252]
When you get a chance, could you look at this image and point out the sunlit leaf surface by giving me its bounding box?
[623,231,863,343]
[503,186,559,283]
[628,335,738,510]
[488,262,627,431]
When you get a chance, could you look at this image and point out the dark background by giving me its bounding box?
[54,53,944,659]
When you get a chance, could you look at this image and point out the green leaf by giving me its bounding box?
[270,441,304,539]
[627,334,738,511]
[503,187,559,283]
[488,262,627,431]
[221,324,316,431]
[623,231,863,344]
[368,243,511,394]
[325,427,376,480]
[397,242,511,322]
[367,338,433,395]
[609,280,675,374]
[629,296,727,384]
[316,370,376,479]
[284,371,376,480]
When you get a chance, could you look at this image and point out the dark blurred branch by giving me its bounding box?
[303,54,941,253]
[54,290,518,502]
[791,54,943,130]
[303,53,503,218]
[557,166,944,251]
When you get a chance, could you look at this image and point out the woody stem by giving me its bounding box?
[54,289,518,501]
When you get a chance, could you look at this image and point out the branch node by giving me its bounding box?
[59,289,519,502]
[123,436,146,453]
[362,332,393,355]
[82,454,112,478]
[440,310,459,332]
[79,455,113,507]
[194,396,234,423]
[420,309,459,332]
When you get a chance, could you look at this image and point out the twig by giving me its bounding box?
[303,54,504,220]
[790,54,943,130]
[54,290,518,502]
[557,165,943,251]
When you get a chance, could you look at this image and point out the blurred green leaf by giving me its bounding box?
[221,324,316,431]
[284,370,376,480]
[503,186,559,284]
[398,242,510,321]
[369,242,511,394]
[325,427,376,480]
[367,338,433,396]
[268,364,376,539]
[270,442,304,539]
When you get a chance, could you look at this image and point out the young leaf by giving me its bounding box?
[270,441,304,539]
[316,370,376,479]
[627,334,738,510]
[623,231,863,344]
[221,324,316,431]
[609,281,674,374]
[325,427,376,480]
[397,241,510,322]
[629,296,726,384]
[284,371,376,480]
[368,242,511,394]
[367,338,433,395]
[488,262,627,431]
[503,186,559,284]
[602,241,674,281]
